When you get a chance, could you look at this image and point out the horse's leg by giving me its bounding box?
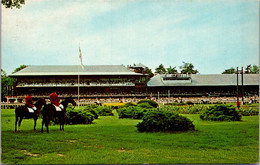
[42,116,46,133]
[62,115,65,131]
[59,117,62,131]
[34,117,37,132]
[15,113,18,132]
[62,118,64,131]
[45,119,49,133]
[41,119,44,133]
[18,116,23,132]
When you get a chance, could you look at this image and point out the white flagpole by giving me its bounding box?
[78,66,80,109]
[78,44,84,109]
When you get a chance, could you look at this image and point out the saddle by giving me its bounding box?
[53,104,64,111]
[27,107,37,113]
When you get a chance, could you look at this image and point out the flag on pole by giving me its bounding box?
[79,46,84,69]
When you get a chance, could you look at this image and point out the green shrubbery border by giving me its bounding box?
[118,102,155,119]
[200,104,242,121]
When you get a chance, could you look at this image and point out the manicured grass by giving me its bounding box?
[1,108,259,164]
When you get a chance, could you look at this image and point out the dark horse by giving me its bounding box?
[15,97,46,132]
[41,97,76,133]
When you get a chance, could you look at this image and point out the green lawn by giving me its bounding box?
[1,108,259,164]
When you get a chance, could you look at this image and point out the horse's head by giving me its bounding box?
[37,97,46,106]
[65,97,77,106]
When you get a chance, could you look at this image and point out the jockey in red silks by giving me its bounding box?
[25,92,36,111]
[49,91,64,110]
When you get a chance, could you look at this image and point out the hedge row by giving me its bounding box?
[160,105,209,114]
[161,104,259,116]
[239,107,259,116]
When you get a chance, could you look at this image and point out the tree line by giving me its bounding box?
[154,62,199,75]
[153,63,259,75]
[222,65,259,74]
[1,0,25,9]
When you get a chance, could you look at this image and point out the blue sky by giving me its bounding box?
[1,0,259,75]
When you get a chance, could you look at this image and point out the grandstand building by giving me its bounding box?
[9,65,148,99]
[147,74,259,97]
[7,65,259,103]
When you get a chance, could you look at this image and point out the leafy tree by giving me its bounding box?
[155,64,167,74]
[167,66,178,74]
[1,69,7,77]
[180,62,198,74]
[244,65,251,74]
[223,65,259,74]
[12,64,28,74]
[222,67,236,74]
[143,67,154,81]
[1,69,16,99]
[1,65,26,99]
[250,65,259,74]
[1,0,25,9]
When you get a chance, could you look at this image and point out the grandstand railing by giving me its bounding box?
[16,82,135,87]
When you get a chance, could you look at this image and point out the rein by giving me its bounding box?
[34,99,44,109]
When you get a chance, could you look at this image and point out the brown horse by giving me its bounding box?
[41,97,76,133]
[15,97,46,132]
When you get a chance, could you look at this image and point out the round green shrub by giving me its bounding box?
[118,103,155,119]
[118,106,135,118]
[94,106,114,116]
[133,105,154,119]
[136,102,154,109]
[200,104,242,121]
[137,110,195,132]
[84,106,99,119]
[66,109,94,124]
[137,99,159,108]
[185,101,194,105]
[123,102,136,107]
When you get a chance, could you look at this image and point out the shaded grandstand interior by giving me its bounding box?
[148,86,258,97]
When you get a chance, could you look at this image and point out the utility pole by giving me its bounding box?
[236,67,240,109]
[241,67,244,103]
[236,67,244,109]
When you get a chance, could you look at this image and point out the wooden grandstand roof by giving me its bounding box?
[10,65,145,76]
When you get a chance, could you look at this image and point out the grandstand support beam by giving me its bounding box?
[168,90,170,103]
[158,91,160,106]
